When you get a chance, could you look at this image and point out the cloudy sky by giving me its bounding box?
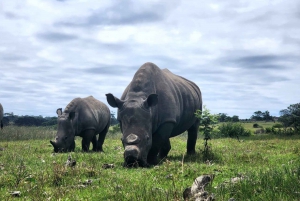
[0,0,299,119]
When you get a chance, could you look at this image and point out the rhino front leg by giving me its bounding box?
[81,129,96,152]
[158,139,171,160]
[147,122,174,165]
[187,119,200,155]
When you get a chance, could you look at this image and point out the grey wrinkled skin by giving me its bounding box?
[106,62,202,167]
[50,96,110,153]
[0,103,3,129]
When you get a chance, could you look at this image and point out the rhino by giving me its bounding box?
[106,62,202,167]
[0,103,3,129]
[50,96,111,152]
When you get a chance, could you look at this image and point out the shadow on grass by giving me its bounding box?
[166,149,224,165]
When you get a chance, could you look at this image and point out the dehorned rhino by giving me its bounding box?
[0,103,3,129]
[106,62,202,167]
[50,96,111,152]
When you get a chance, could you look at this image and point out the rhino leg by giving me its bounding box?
[81,129,96,152]
[187,119,200,155]
[96,123,109,152]
[70,140,75,152]
[91,135,98,152]
[158,139,171,160]
[147,122,174,165]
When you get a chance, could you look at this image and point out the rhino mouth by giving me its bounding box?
[50,140,74,153]
[124,156,148,168]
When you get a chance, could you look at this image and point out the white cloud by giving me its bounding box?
[0,0,299,119]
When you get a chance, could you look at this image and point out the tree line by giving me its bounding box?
[2,112,118,127]
[2,103,299,129]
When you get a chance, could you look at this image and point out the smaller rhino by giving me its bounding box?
[50,96,110,152]
[0,103,3,129]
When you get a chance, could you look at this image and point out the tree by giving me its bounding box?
[218,113,228,122]
[195,106,219,140]
[110,111,119,125]
[251,111,263,121]
[278,103,300,133]
[232,115,239,122]
[262,110,273,121]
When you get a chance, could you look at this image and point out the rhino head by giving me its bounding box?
[106,93,158,167]
[50,108,76,153]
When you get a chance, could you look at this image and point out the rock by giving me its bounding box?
[184,174,215,201]
[102,163,115,169]
[191,174,214,195]
[10,191,21,197]
[65,155,76,167]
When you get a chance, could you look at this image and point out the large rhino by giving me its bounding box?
[0,103,3,129]
[50,96,111,152]
[106,62,202,167]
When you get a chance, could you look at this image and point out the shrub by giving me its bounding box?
[253,123,259,128]
[218,122,251,138]
[272,123,283,128]
[265,127,272,133]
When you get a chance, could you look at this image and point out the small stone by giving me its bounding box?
[102,163,115,169]
[10,191,21,197]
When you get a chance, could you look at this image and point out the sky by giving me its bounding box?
[0,0,299,119]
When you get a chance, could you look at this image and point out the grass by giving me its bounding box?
[0,124,299,200]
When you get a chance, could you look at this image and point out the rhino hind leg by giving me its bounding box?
[91,135,98,152]
[1,121,3,129]
[186,119,200,155]
[96,123,109,152]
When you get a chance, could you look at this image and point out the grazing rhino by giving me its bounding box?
[0,103,3,129]
[50,96,111,152]
[106,62,202,167]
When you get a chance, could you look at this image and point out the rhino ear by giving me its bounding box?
[69,112,75,120]
[144,94,158,108]
[56,108,63,116]
[106,93,124,109]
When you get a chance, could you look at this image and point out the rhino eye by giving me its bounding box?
[64,136,68,140]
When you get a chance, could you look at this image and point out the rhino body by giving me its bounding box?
[50,96,111,152]
[0,103,3,129]
[106,62,202,166]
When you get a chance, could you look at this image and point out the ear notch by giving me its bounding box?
[69,112,75,120]
[56,108,63,116]
[106,93,124,109]
[144,94,158,108]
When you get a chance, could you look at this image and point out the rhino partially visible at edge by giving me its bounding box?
[0,103,3,129]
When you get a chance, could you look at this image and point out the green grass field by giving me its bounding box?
[0,124,299,200]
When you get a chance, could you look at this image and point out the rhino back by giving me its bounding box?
[65,96,110,135]
[120,62,202,135]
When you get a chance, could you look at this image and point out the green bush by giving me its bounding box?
[218,122,251,138]
[272,123,283,128]
[265,127,272,133]
[253,123,259,128]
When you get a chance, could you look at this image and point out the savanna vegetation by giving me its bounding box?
[0,103,299,200]
[0,121,299,200]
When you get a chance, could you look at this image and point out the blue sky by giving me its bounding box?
[0,0,299,119]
